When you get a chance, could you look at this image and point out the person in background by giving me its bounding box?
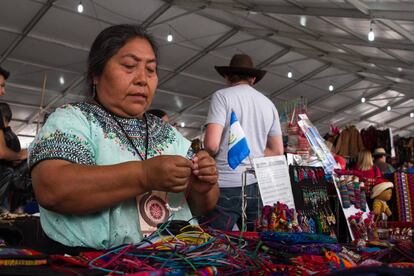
[202,53,284,231]
[0,66,10,132]
[372,147,395,175]
[326,140,346,170]
[147,108,169,122]
[0,67,9,98]
[0,69,26,163]
[406,160,414,173]
[29,24,218,254]
[0,104,27,164]
[354,149,392,201]
[0,69,30,211]
[355,150,381,179]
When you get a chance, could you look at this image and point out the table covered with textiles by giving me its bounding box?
[1,212,414,275]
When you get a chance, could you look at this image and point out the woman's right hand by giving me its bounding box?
[142,155,192,193]
[18,149,28,160]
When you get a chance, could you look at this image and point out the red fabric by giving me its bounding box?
[50,251,106,267]
[334,155,346,170]
[224,231,260,239]
[354,166,387,184]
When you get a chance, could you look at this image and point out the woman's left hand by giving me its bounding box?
[191,150,218,193]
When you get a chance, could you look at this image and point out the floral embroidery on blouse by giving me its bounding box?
[29,129,95,167]
[29,102,194,169]
[76,102,178,159]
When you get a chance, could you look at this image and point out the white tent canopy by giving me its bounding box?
[1,0,413,147]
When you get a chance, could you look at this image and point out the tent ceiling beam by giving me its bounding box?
[14,75,86,134]
[269,64,331,99]
[385,111,414,126]
[357,97,409,122]
[159,28,238,86]
[140,2,172,29]
[0,0,57,64]
[308,78,365,108]
[314,86,391,124]
[169,0,414,21]
[345,0,370,15]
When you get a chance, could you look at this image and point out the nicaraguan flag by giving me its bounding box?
[228,111,250,169]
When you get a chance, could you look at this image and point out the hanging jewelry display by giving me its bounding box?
[288,166,337,238]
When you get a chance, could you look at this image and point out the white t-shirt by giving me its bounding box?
[205,84,282,188]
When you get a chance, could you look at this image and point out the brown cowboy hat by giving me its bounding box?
[215,54,267,84]
[372,147,389,157]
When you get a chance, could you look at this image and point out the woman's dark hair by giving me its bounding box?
[0,102,12,122]
[147,109,167,118]
[0,66,10,80]
[87,24,158,95]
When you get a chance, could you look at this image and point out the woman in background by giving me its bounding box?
[355,150,380,179]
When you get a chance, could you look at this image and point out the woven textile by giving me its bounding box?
[393,172,414,222]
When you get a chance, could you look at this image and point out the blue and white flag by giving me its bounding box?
[228,111,250,169]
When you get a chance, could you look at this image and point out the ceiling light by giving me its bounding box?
[368,30,375,41]
[180,122,185,128]
[59,76,65,85]
[368,20,375,42]
[328,84,334,92]
[361,97,366,103]
[300,16,307,27]
[287,71,293,78]
[167,33,173,42]
[387,106,391,111]
[77,1,84,13]
[410,112,414,118]
[398,67,403,72]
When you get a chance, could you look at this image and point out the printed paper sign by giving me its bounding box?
[253,155,295,208]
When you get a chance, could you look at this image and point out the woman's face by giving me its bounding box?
[94,37,158,118]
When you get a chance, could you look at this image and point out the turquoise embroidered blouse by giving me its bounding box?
[28,102,194,249]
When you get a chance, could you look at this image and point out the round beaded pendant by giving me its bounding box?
[139,193,170,227]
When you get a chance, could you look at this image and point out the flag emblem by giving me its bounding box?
[228,111,250,169]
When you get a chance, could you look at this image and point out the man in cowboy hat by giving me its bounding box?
[372,147,395,175]
[202,54,283,231]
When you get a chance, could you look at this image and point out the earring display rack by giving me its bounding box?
[289,165,337,238]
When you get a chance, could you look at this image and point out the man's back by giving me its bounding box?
[206,84,281,187]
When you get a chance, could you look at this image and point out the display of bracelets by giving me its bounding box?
[292,167,325,183]
[337,175,367,211]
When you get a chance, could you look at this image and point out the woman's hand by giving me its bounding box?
[190,150,218,193]
[142,155,192,193]
[18,149,28,160]
[186,150,219,215]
